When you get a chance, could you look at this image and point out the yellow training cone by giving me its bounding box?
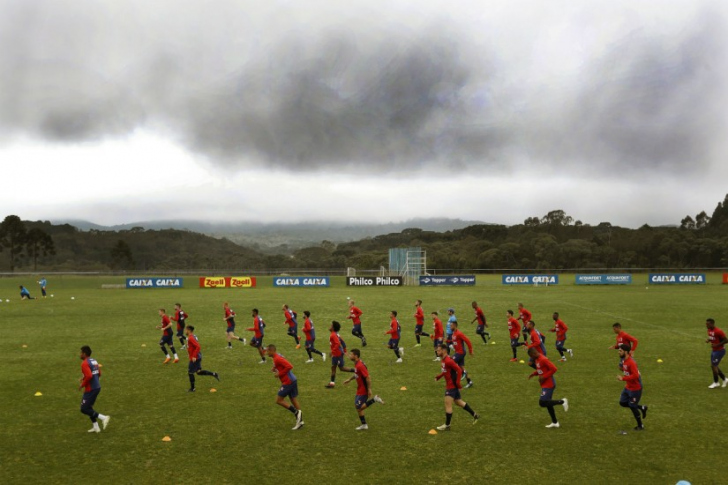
[657,359,663,363]
[400,386,407,391]
[519,360,525,364]
[490,341,496,345]
[210,388,217,393]
[162,436,172,442]
[428,429,438,435]
[22,344,27,348]
[141,344,147,348]
[34,392,42,396]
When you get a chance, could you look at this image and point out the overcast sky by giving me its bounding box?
[2,0,727,228]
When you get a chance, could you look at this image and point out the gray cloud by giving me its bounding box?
[0,0,725,176]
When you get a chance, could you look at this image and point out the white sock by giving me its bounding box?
[174,354,179,359]
[98,414,107,420]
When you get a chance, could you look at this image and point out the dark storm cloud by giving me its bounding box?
[0,0,725,175]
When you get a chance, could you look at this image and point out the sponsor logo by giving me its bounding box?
[346,276,403,287]
[419,275,476,286]
[126,278,184,289]
[230,277,255,288]
[648,273,705,284]
[198,277,257,288]
[575,274,632,285]
[502,275,559,285]
[273,277,330,287]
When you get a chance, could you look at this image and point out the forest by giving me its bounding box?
[3,194,728,272]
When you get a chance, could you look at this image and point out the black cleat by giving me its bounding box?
[640,405,648,419]
[213,372,220,382]
[188,388,196,393]
[633,425,644,431]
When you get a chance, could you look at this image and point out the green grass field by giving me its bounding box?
[2,274,726,484]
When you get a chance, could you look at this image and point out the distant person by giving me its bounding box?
[445,308,457,353]
[527,347,568,428]
[157,309,179,364]
[431,312,444,361]
[384,311,404,363]
[434,344,479,431]
[301,311,325,363]
[266,344,304,430]
[616,344,648,431]
[171,303,188,349]
[470,301,490,344]
[37,277,48,298]
[413,299,429,346]
[549,312,573,362]
[347,300,367,347]
[78,345,110,433]
[517,303,532,343]
[451,321,474,388]
[609,323,638,357]
[185,326,219,392]
[507,310,523,362]
[247,308,266,364]
[325,321,354,388]
[223,302,246,349]
[19,285,35,300]
[706,318,728,388]
[282,304,301,349]
[343,348,384,430]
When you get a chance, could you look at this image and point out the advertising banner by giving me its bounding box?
[501,274,559,285]
[575,274,632,285]
[648,273,706,285]
[198,277,257,288]
[419,275,476,286]
[273,277,330,287]
[126,277,183,288]
[346,276,403,287]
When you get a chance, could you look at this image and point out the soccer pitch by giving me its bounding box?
[2,275,725,484]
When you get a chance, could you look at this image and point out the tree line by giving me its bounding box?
[5,194,728,272]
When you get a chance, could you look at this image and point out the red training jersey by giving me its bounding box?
[247,316,263,338]
[80,358,101,392]
[302,317,314,341]
[433,318,444,340]
[172,309,188,330]
[187,334,201,361]
[552,319,568,340]
[272,353,296,386]
[386,317,400,339]
[161,315,172,336]
[621,356,642,391]
[452,329,473,355]
[436,355,462,390]
[354,359,370,396]
[474,307,486,325]
[508,317,521,339]
[527,328,544,354]
[330,331,344,357]
[531,354,557,389]
[284,308,297,327]
[614,331,638,352]
[519,307,532,323]
[414,306,425,326]
[349,306,363,325]
[708,327,727,351]
[225,307,235,328]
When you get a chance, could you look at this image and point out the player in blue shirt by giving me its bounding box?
[37,278,48,298]
[446,308,457,354]
[19,286,35,300]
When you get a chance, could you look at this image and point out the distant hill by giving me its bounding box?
[53,218,488,254]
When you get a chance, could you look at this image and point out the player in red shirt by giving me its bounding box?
[507,310,523,362]
[78,345,110,433]
[549,312,573,361]
[431,312,445,361]
[301,310,326,363]
[517,303,532,343]
[434,344,480,430]
[325,321,355,388]
[156,308,179,364]
[527,347,568,428]
[609,323,638,356]
[347,300,367,347]
[171,303,188,349]
[616,344,648,430]
[246,308,267,363]
[266,344,304,430]
[282,304,302,349]
[184,325,219,392]
[450,321,474,388]
[413,299,429,346]
[384,311,404,363]
[525,321,547,368]
[470,301,490,344]
[344,348,385,430]
[706,318,728,388]
[223,302,246,349]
